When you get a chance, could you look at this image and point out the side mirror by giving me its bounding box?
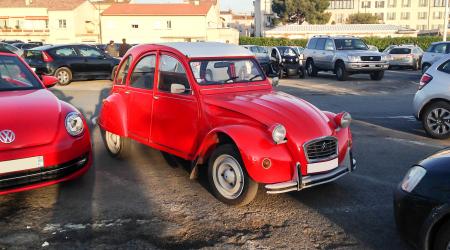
[170,83,187,94]
[42,75,58,88]
[271,77,279,87]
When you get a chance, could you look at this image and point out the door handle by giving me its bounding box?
[124,91,130,94]
[154,96,159,100]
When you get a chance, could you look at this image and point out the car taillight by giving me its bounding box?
[42,51,53,62]
[419,73,433,90]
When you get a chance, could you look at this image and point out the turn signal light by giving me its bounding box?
[262,158,272,169]
[334,112,352,128]
[419,73,432,90]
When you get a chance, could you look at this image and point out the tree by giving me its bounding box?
[272,0,331,25]
[346,13,379,24]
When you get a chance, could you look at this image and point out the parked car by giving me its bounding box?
[24,44,120,85]
[270,46,306,78]
[368,45,379,52]
[422,41,450,74]
[12,42,41,51]
[99,42,355,206]
[0,52,92,195]
[303,36,389,81]
[413,54,450,139]
[242,45,271,75]
[394,148,450,250]
[0,42,23,57]
[1,39,23,44]
[384,45,423,70]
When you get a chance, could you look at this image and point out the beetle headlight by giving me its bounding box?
[401,166,426,192]
[65,112,84,137]
[271,124,287,144]
[347,55,360,62]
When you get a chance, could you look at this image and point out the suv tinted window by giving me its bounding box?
[307,38,318,49]
[325,39,334,50]
[53,47,77,57]
[130,55,156,89]
[158,54,190,94]
[438,60,450,74]
[390,48,411,54]
[316,38,326,50]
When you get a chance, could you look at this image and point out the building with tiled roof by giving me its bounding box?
[265,24,418,39]
[100,0,239,44]
[0,0,100,43]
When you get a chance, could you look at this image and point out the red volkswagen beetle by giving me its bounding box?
[0,52,92,195]
[99,42,355,206]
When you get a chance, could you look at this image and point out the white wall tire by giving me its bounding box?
[102,129,131,159]
[208,144,258,206]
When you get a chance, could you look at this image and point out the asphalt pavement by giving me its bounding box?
[0,70,447,249]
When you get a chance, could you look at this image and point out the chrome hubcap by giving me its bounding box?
[212,154,244,199]
[105,131,121,154]
[427,108,450,135]
[57,70,69,84]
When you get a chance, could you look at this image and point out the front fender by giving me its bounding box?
[196,125,294,184]
[422,204,450,250]
[98,93,128,137]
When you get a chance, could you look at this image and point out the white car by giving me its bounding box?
[413,54,450,138]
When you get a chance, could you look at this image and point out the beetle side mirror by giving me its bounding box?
[271,77,279,87]
[42,75,58,88]
[170,83,187,94]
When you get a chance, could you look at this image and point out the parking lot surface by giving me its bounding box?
[1,70,447,249]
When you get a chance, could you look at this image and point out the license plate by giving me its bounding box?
[0,156,44,174]
[307,158,339,174]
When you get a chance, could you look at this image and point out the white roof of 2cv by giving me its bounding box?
[158,42,254,58]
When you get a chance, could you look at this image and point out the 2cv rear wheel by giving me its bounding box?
[208,144,258,206]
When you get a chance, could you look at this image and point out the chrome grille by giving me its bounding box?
[304,137,338,163]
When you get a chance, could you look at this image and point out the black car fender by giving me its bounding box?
[421,203,450,250]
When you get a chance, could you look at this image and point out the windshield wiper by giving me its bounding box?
[249,75,262,81]
[224,76,239,83]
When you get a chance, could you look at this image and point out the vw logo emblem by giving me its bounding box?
[0,130,15,144]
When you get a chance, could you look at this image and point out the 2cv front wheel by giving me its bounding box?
[102,129,131,159]
[208,144,258,206]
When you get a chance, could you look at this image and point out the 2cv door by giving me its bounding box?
[151,52,200,157]
[126,53,157,141]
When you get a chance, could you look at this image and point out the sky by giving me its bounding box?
[133,0,254,13]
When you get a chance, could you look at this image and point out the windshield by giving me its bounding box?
[334,39,368,50]
[1,43,19,52]
[282,48,297,56]
[0,56,41,91]
[190,59,265,85]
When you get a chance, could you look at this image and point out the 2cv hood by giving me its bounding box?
[0,89,61,151]
[203,90,335,143]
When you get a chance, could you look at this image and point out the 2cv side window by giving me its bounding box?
[158,54,191,94]
[115,56,132,85]
[129,55,156,90]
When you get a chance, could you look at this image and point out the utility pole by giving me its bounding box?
[444,0,449,41]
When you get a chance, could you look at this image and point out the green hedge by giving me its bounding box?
[239,36,445,51]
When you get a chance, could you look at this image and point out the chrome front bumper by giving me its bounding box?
[265,149,356,194]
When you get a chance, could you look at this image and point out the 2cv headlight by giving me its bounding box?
[271,124,287,144]
[335,112,352,128]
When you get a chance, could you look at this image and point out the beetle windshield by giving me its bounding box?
[190,59,265,85]
[334,39,368,50]
[0,55,41,91]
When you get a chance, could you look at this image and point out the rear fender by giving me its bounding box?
[98,93,128,137]
[196,125,294,184]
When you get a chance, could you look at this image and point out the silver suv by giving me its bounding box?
[421,42,450,74]
[303,36,389,81]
